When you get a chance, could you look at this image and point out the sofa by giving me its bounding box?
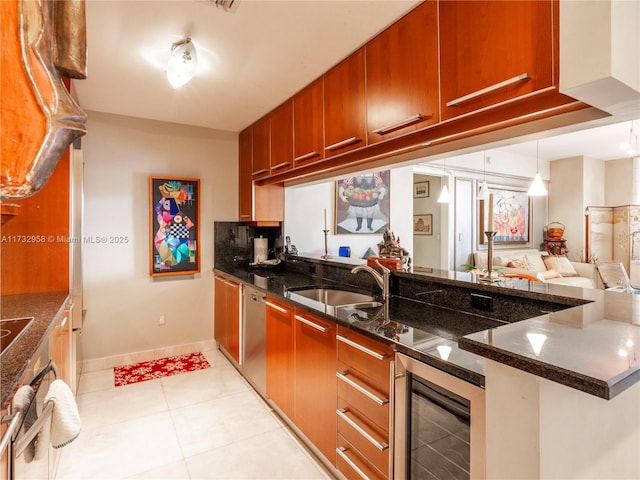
[472,249,601,289]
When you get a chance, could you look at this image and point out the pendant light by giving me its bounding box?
[166,37,198,89]
[478,151,489,201]
[528,141,547,196]
[437,160,450,203]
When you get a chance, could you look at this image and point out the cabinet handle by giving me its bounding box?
[325,136,361,151]
[0,411,22,458]
[252,168,268,175]
[371,113,429,135]
[55,315,68,328]
[270,161,291,170]
[337,334,388,360]
[293,151,320,162]
[336,447,371,480]
[219,278,237,288]
[336,371,389,405]
[446,72,530,107]
[266,301,290,314]
[239,214,251,219]
[337,408,389,451]
[295,314,329,333]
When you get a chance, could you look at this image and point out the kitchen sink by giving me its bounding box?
[287,287,382,307]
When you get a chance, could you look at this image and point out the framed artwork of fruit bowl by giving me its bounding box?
[335,170,390,234]
[149,176,200,276]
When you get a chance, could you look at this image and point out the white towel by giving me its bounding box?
[44,379,81,448]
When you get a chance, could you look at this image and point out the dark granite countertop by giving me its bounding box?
[1,291,70,407]
[216,257,640,399]
[215,264,504,387]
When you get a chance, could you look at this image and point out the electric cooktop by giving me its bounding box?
[0,317,34,356]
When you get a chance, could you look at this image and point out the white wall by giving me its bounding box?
[606,157,635,206]
[81,111,237,361]
[284,166,414,261]
[413,174,442,268]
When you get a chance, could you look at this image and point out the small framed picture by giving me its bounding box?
[413,214,432,235]
[414,181,429,198]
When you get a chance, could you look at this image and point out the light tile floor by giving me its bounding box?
[54,348,334,480]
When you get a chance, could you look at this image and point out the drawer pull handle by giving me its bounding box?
[337,408,388,451]
[56,315,68,328]
[371,113,429,135]
[295,315,329,333]
[293,151,320,162]
[270,161,291,170]
[325,136,360,151]
[336,371,389,405]
[446,72,530,107]
[337,334,388,360]
[252,168,268,175]
[336,446,371,480]
[265,301,290,314]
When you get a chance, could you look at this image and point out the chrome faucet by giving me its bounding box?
[351,261,391,302]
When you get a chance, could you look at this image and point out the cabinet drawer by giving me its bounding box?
[337,406,389,476]
[337,434,387,480]
[337,329,392,392]
[337,371,389,432]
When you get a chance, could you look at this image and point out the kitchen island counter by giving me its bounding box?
[216,256,640,400]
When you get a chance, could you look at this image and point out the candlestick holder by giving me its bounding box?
[321,229,332,259]
[479,231,500,283]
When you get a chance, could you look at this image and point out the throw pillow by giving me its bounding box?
[507,257,529,269]
[541,268,562,280]
[542,255,578,277]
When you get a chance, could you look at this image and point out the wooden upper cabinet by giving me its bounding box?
[269,100,294,175]
[238,127,253,221]
[293,78,324,167]
[366,1,439,143]
[439,0,555,121]
[323,48,366,157]
[252,115,270,179]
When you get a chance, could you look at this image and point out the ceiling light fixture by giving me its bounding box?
[620,120,639,156]
[478,151,489,201]
[528,141,547,196]
[166,37,198,89]
[437,160,450,203]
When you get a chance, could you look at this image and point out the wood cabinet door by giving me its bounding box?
[323,48,366,157]
[238,127,253,221]
[214,276,226,349]
[269,100,293,175]
[266,296,295,419]
[225,279,241,363]
[252,115,270,179]
[294,310,337,464]
[214,275,240,363]
[293,78,324,167]
[366,1,439,143]
[439,0,555,121]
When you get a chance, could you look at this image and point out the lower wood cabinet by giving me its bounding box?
[265,296,295,419]
[336,326,393,479]
[51,305,72,386]
[214,274,241,363]
[294,310,336,463]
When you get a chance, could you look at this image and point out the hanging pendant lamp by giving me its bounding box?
[528,141,547,196]
[437,160,450,203]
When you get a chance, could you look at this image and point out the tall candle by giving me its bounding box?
[488,193,494,231]
[324,208,327,231]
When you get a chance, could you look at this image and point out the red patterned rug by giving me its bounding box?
[114,352,210,387]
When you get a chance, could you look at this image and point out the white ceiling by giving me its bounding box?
[74,0,638,165]
[74,0,420,133]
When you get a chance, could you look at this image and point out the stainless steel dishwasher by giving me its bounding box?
[242,285,267,395]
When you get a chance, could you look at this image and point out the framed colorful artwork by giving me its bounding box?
[479,185,530,244]
[413,214,433,235]
[335,170,390,234]
[149,176,200,276]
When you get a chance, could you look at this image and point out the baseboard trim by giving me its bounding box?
[82,339,217,373]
